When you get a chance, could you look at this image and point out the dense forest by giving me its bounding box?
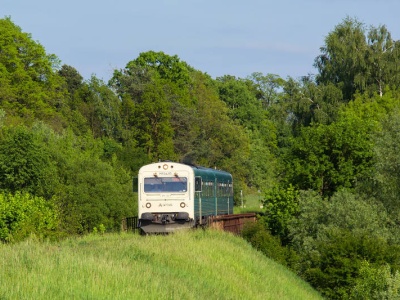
[2,16,400,298]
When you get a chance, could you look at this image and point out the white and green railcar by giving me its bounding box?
[137,161,233,234]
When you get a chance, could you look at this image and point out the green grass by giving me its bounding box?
[0,230,321,299]
[234,192,265,214]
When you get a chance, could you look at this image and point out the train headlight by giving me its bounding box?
[180,202,186,208]
[146,202,151,208]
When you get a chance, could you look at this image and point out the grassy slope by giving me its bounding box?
[0,230,321,300]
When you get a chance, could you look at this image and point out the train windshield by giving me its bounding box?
[144,177,188,193]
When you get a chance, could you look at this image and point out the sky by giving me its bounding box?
[2,0,400,82]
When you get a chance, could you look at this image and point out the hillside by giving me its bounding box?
[0,230,322,299]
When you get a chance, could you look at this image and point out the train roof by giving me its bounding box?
[139,161,232,179]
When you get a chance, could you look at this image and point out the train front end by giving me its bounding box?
[137,162,195,234]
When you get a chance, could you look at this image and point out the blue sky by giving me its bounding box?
[2,0,400,82]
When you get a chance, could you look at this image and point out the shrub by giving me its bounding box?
[350,261,400,299]
[241,219,298,268]
[262,184,299,244]
[0,192,59,243]
[289,190,400,299]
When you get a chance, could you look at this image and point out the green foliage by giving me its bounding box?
[129,50,192,89]
[315,17,400,100]
[248,72,284,108]
[303,229,400,299]
[284,108,376,196]
[47,132,135,234]
[289,190,393,253]
[215,75,280,190]
[58,64,84,95]
[247,135,279,190]
[365,25,399,97]
[79,76,122,139]
[92,224,106,235]
[216,75,264,129]
[350,261,400,299]
[315,17,368,100]
[0,122,135,235]
[0,125,58,198]
[0,192,59,242]
[368,109,400,222]
[241,220,299,268]
[0,17,67,129]
[133,80,175,160]
[289,190,400,299]
[188,72,251,185]
[110,52,186,161]
[262,184,299,241]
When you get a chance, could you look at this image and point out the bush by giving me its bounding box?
[262,184,299,244]
[0,192,60,243]
[303,229,400,299]
[289,190,400,299]
[350,261,400,300]
[0,125,58,198]
[241,219,298,269]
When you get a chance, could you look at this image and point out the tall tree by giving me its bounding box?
[366,25,400,97]
[248,72,284,108]
[315,17,368,100]
[58,64,84,96]
[284,111,375,196]
[368,107,400,223]
[111,63,175,160]
[188,71,251,197]
[216,75,264,130]
[216,75,279,190]
[130,50,191,90]
[0,125,58,198]
[0,17,67,129]
[315,17,400,100]
[79,76,122,139]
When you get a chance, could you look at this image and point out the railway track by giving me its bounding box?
[122,213,257,235]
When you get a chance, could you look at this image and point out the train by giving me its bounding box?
[136,161,234,234]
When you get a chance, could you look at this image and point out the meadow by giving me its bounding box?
[0,230,321,299]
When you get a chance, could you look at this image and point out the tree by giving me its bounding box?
[129,50,191,89]
[248,72,284,108]
[79,76,122,139]
[132,79,175,160]
[350,261,400,299]
[315,17,368,100]
[276,76,343,137]
[58,64,84,95]
[262,184,299,243]
[365,25,400,98]
[288,190,399,299]
[0,125,58,198]
[41,129,135,234]
[0,17,67,129]
[283,105,376,196]
[216,75,279,190]
[315,17,400,100]
[369,108,400,223]
[110,52,189,161]
[216,75,265,130]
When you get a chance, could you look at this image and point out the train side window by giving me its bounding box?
[195,176,202,192]
[132,177,138,192]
